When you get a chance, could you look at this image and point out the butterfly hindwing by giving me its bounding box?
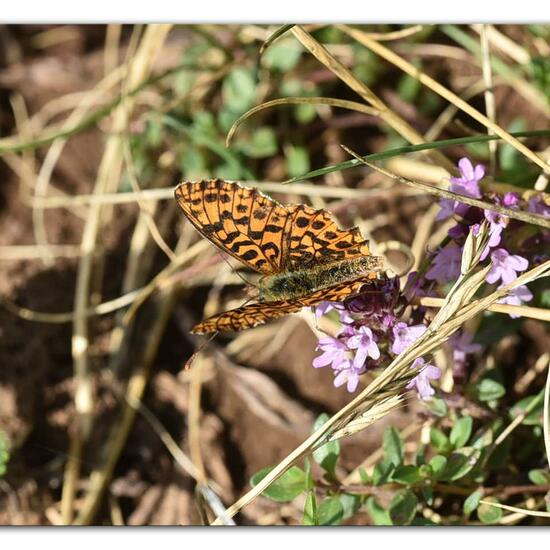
[191,275,375,333]
[191,300,304,333]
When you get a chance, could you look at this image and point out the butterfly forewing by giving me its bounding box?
[175,180,290,274]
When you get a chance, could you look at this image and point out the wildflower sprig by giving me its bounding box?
[312,157,550,400]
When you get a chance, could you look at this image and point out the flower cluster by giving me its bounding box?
[425,158,547,309]
[313,277,440,400]
[312,157,549,400]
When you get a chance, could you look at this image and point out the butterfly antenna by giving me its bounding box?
[218,252,259,289]
[184,332,218,370]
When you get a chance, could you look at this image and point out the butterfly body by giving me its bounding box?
[259,255,383,302]
[175,179,385,334]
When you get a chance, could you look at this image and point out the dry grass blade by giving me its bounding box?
[356,25,424,42]
[350,154,550,230]
[419,296,550,323]
[32,65,126,267]
[339,25,550,175]
[479,500,550,519]
[471,24,530,65]
[63,24,173,524]
[290,25,454,171]
[32,181,407,210]
[0,244,81,260]
[0,288,141,323]
[480,24,497,177]
[226,97,380,146]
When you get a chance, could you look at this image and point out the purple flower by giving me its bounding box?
[448,223,467,240]
[314,301,353,324]
[333,360,366,392]
[436,198,460,221]
[449,331,482,374]
[313,335,348,370]
[527,196,550,218]
[403,271,425,301]
[312,325,377,392]
[486,248,529,285]
[450,158,484,198]
[426,244,463,284]
[502,192,520,208]
[473,211,506,261]
[436,158,484,221]
[406,358,441,401]
[347,326,380,368]
[498,284,533,316]
[391,322,427,355]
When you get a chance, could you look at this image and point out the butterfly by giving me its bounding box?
[175,179,385,334]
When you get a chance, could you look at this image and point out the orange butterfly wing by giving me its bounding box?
[284,204,372,269]
[175,179,290,274]
[191,276,375,334]
[175,180,382,333]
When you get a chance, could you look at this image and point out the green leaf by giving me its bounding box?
[222,67,257,114]
[528,469,550,485]
[285,145,310,179]
[294,103,317,124]
[239,127,278,159]
[418,464,432,478]
[312,414,340,480]
[0,431,9,477]
[430,427,451,453]
[145,118,163,148]
[389,490,418,526]
[217,107,239,134]
[303,491,318,525]
[425,397,448,417]
[412,517,437,526]
[359,467,371,485]
[318,497,345,525]
[366,497,392,525]
[475,313,522,346]
[471,427,494,449]
[262,40,302,72]
[428,455,447,478]
[487,438,510,471]
[303,457,313,491]
[511,394,544,426]
[250,466,308,502]
[439,447,481,481]
[372,458,395,486]
[463,490,483,517]
[339,493,361,520]
[397,72,421,103]
[476,378,506,402]
[392,465,423,485]
[383,426,404,466]
[500,119,527,170]
[450,416,473,448]
[179,147,209,180]
[478,498,503,524]
[421,486,434,506]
